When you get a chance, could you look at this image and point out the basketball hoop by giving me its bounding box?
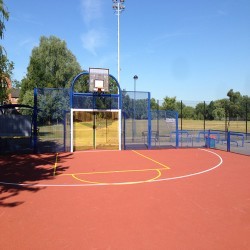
[93,87,104,95]
[97,88,103,95]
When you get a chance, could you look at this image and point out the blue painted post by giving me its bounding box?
[207,129,211,148]
[33,88,38,153]
[63,110,66,152]
[123,111,126,150]
[148,92,152,149]
[176,112,179,148]
[227,131,231,152]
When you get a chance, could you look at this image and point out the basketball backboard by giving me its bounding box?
[89,68,109,93]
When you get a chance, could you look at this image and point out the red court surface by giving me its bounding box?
[0,148,250,249]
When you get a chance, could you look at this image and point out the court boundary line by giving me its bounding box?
[0,148,223,187]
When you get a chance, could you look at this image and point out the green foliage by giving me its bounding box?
[159,90,249,122]
[161,96,177,111]
[195,102,205,120]
[226,89,242,118]
[20,35,82,102]
[182,106,195,119]
[212,108,225,120]
[0,0,14,105]
[150,98,159,110]
[37,89,70,124]
[21,90,34,107]
[0,0,9,39]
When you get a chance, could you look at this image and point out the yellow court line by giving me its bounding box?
[147,169,162,182]
[71,174,100,184]
[71,168,163,185]
[53,153,59,176]
[132,150,170,170]
[60,167,168,176]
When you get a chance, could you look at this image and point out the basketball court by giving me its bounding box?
[0,148,250,249]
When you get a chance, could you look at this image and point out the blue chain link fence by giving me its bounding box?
[0,90,249,155]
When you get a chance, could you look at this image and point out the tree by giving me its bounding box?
[226,89,242,119]
[212,108,225,120]
[0,0,9,39]
[150,98,159,110]
[37,89,70,124]
[206,101,216,120]
[12,79,21,89]
[195,102,206,120]
[0,0,14,105]
[161,96,177,111]
[20,35,82,102]
[182,106,195,119]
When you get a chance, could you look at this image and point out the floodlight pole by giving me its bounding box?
[133,75,138,142]
[112,0,125,84]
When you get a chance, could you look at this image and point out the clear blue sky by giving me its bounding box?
[2,0,250,101]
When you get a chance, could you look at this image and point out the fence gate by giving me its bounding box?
[71,110,120,151]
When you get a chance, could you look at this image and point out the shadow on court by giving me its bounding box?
[0,153,71,207]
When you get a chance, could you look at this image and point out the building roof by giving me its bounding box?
[10,88,20,98]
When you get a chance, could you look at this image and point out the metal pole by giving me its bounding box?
[133,75,138,142]
[33,88,38,153]
[204,101,206,131]
[117,2,120,84]
[112,0,125,84]
[246,100,248,139]
[180,100,183,131]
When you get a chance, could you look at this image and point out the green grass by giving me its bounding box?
[180,119,249,133]
[37,119,249,143]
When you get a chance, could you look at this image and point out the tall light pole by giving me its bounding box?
[133,75,138,142]
[112,0,125,84]
[133,75,138,93]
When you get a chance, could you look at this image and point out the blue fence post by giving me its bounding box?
[123,111,126,150]
[207,129,211,148]
[176,112,179,148]
[227,131,231,152]
[63,110,67,152]
[33,88,38,153]
[148,92,152,149]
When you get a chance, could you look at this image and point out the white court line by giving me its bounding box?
[0,148,223,187]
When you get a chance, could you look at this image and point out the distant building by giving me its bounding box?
[1,77,20,104]
[10,88,20,104]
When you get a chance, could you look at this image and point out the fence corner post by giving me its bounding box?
[33,88,38,154]
[227,131,231,152]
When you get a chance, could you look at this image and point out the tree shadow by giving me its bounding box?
[0,152,71,207]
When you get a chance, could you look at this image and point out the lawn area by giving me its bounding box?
[180,119,249,133]
[37,119,249,146]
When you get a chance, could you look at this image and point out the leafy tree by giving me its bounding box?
[20,35,82,102]
[122,91,133,118]
[161,96,177,111]
[0,0,14,105]
[37,89,70,124]
[175,101,183,116]
[182,106,195,119]
[212,108,225,120]
[135,99,148,119]
[195,102,205,120]
[12,79,21,88]
[21,90,34,107]
[226,89,242,119]
[240,95,250,120]
[206,101,216,120]
[150,98,159,110]
[0,0,9,39]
